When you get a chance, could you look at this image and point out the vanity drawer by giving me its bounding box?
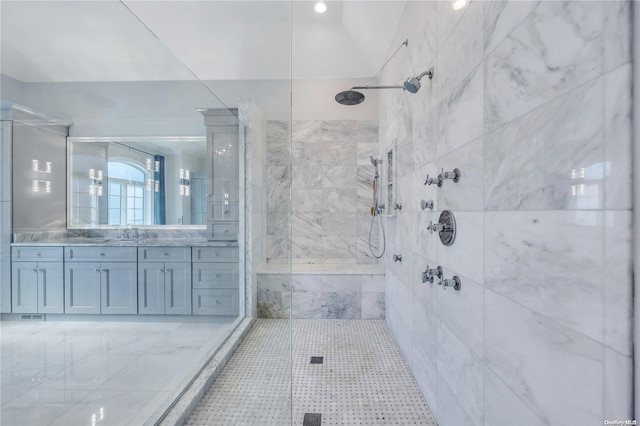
[208,222,238,241]
[193,263,239,289]
[65,247,137,262]
[192,289,239,316]
[12,246,63,262]
[138,247,191,262]
[193,247,239,263]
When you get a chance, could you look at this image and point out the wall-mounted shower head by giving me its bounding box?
[403,67,435,93]
[370,156,382,166]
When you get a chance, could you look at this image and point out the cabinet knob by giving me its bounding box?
[35,252,41,257]
[32,268,38,272]
[98,253,105,257]
[162,253,168,256]
[95,268,101,272]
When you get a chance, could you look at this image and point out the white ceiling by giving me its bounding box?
[1,0,406,83]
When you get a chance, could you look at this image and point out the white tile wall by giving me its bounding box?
[379,1,633,424]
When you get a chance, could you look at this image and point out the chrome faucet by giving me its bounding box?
[438,168,461,184]
[421,265,442,283]
[424,174,441,187]
[439,275,461,291]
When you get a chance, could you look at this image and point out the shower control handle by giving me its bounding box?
[421,200,434,210]
[393,254,402,262]
[427,221,445,234]
[439,168,461,183]
[427,266,443,279]
[424,174,442,187]
[439,275,461,291]
[422,266,443,283]
[393,202,402,211]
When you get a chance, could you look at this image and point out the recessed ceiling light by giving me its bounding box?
[314,2,327,14]
[452,0,467,10]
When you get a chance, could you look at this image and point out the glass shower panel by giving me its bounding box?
[0,1,261,424]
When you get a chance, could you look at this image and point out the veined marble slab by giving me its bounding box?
[257,263,383,275]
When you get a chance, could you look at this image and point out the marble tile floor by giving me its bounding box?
[186,319,437,425]
[0,316,238,426]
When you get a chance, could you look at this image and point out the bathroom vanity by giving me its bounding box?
[11,241,240,316]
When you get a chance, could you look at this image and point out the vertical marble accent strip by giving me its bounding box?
[603,64,632,210]
[604,210,632,355]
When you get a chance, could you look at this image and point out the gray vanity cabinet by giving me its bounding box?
[64,247,137,314]
[192,247,239,316]
[138,247,191,315]
[11,247,64,314]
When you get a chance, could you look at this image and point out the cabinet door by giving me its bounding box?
[65,263,101,314]
[138,264,165,315]
[12,262,38,313]
[38,262,64,314]
[164,262,192,315]
[101,262,137,314]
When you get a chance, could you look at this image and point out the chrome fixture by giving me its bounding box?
[369,156,386,259]
[439,275,461,291]
[336,39,408,105]
[393,202,402,211]
[422,265,443,283]
[425,168,461,187]
[439,168,461,184]
[393,254,402,262]
[403,67,435,93]
[428,210,457,246]
[421,199,434,210]
[424,174,441,187]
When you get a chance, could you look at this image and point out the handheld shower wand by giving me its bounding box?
[369,156,386,259]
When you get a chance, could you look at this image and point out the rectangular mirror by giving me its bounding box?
[68,136,206,228]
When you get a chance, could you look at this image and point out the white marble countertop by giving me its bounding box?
[11,238,238,247]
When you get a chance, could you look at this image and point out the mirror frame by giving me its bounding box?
[67,135,207,229]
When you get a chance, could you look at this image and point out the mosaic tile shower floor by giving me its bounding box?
[186,319,437,425]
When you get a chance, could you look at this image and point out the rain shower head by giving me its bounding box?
[335,90,365,106]
[335,85,405,106]
[403,67,435,93]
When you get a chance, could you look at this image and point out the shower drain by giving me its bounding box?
[303,413,321,426]
[310,356,323,364]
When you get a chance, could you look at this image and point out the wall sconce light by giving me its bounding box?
[31,158,52,193]
[179,168,190,196]
[88,169,104,196]
[145,158,160,192]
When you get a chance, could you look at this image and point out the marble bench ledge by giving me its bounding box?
[257,263,384,275]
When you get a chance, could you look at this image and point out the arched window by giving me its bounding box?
[107,161,150,225]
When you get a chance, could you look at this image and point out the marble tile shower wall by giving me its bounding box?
[266,119,379,265]
[379,1,632,425]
